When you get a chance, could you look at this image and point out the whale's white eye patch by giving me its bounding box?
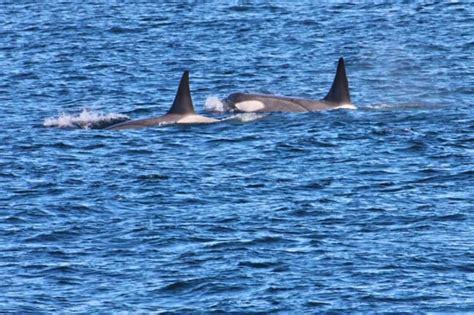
[235,100,265,112]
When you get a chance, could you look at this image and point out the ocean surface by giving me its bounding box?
[1,1,473,313]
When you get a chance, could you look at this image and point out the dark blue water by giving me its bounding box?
[1,2,473,313]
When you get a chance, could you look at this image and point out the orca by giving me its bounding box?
[223,57,355,113]
[106,71,218,130]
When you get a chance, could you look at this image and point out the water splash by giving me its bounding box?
[43,109,130,129]
[205,96,229,113]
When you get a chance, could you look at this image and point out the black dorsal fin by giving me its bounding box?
[167,71,196,115]
[323,57,351,105]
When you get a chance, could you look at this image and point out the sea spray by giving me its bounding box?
[43,109,129,129]
[205,96,229,113]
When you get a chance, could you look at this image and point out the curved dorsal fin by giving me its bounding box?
[167,71,196,115]
[323,57,351,105]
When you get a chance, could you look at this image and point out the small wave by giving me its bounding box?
[204,96,229,113]
[160,278,206,293]
[137,174,170,181]
[108,26,142,34]
[238,260,279,269]
[43,109,129,129]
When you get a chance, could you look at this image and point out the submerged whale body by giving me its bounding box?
[106,71,218,130]
[224,57,355,113]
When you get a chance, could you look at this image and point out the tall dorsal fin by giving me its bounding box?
[323,57,351,105]
[167,71,196,115]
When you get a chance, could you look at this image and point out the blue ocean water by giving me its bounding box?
[1,1,473,313]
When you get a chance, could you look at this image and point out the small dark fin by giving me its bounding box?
[167,71,196,115]
[323,57,351,105]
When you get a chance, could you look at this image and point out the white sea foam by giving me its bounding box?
[43,109,129,129]
[204,96,229,113]
[222,112,265,123]
[365,103,400,111]
[364,103,441,111]
[332,103,357,110]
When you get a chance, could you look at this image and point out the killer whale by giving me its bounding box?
[106,71,218,130]
[223,57,354,113]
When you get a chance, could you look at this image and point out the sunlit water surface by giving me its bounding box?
[1,2,473,313]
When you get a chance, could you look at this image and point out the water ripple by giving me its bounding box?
[0,2,473,313]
